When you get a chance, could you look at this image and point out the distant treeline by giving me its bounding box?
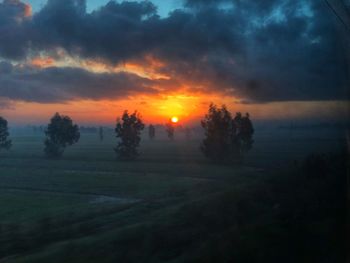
[24,125,114,134]
[279,122,350,130]
[79,126,114,134]
[1,104,255,163]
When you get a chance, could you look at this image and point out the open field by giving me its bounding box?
[0,128,347,262]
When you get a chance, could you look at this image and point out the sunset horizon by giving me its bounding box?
[2,99,349,126]
[0,1,348,262]
[0,0,348,126]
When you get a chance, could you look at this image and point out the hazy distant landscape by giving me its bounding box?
[0,125,346,262]
[7,123,347,167]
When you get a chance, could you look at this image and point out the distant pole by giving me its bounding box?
[99,126,104,142]
[165,120,175,140]
[185,127,192,140]
[148,124,156,140]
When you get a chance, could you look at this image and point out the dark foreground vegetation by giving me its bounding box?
[0,148,346,262]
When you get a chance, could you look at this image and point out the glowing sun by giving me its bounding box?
[171,116,179,123]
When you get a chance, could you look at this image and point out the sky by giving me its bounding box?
[0,0,349,125]
[25,0,181,16]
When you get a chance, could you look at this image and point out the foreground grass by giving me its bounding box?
[0,135,346,262]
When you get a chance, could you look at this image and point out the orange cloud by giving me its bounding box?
[44,51,171,80]
[23,3,32,17]
[31,57,55,68]
[80,55,170,80]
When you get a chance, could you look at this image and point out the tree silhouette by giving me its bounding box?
[148,124,155,140]
[44,113,80,158]
[233,112,254,156]
[115,111,145,160]
[201,104,254,163]
[0,117,12,151]
[201,104,232,162]
[165,120,175,140]
[99,126,104,142]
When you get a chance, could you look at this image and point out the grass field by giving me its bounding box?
[0,128,347,262]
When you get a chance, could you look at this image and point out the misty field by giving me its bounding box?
[0,128,346,262]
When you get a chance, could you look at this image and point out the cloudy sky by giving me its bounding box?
[0,0,348,124]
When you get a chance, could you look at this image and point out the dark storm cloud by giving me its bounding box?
[0,0,32,59]
[32,0,159,61]
[0,0,348,103]
[175,0,349,102]
[30,0,241,63]
[0,62,158,102]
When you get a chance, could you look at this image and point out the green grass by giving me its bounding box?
[0,134,346,262]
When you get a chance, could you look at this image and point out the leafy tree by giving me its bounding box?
[44,113,80,158]
[115,111,145,160]
[201,104,254,162]
[201,104,232,162]
[165,120,175,140]
[148,124,155,140]
[0,117,12,151]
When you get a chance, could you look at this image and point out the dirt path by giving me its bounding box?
[0,186,141,204]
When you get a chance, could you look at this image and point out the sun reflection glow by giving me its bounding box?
[171,116,179,123]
